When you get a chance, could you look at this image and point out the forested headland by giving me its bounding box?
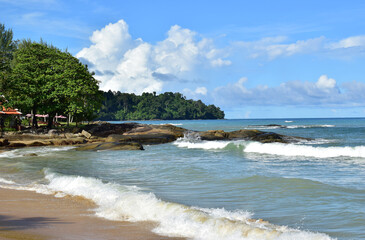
[97,91,224,120]
[1,23,224,127]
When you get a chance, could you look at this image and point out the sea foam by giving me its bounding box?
[0,146,75,158]
[40,170,333,240]
[244,142,365,158]
[174,137,365,159]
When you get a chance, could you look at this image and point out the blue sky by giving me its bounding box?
[1,0,365,119]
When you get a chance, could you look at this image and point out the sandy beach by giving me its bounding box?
[0,187,185,240]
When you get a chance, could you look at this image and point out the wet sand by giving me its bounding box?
[0,188,185,240]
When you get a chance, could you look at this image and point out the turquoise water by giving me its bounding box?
[1,118,364,239]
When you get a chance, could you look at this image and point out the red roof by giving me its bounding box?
[1,105,22,115]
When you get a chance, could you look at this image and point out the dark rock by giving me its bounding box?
[24,153,38,157]
[82,122,141,137]
[7,142,27,148]
[28,141,46,146]
[197,129,304,143]
[199,130,228,140]
[0,139,9,146]
[76,142,144,151]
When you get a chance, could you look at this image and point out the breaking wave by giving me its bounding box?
[245,125,335,130]
[36,170,332,240]
[244,142,365,158]
[174,138,365,159]
[0,146,75,158]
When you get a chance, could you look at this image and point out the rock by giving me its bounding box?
[199,130,228,140]
[227,129,262,139]
[251,132,285,143]
[122,124,186,144]
[82,122,141,137]
[48,129,58,136]
[198,129,288,143]
[81,130,92,139]
[0,139,9,146]
[27,141,46,146]
[24,153,38,157]
[51,137,86,146]
[7,142,27,148]
[76,142,144,151]
[64,133,78,139]
[105,132,177,145]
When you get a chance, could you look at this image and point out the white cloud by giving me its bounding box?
[329,36,365,49]
[212,75,365,107]
[183,87,208,99]
[316,75,336,89]
[77,20,230,94]
[234,35,365,60]
[195,87,208,95]
[235,36,325,59]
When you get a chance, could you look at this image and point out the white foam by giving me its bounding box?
[0,146,75,158]
[0,177,15,185]
[174,140,230,149]
[284,121,293,123]
[286,125,335,129]
[39,170,332,240]
[244,142,365,158]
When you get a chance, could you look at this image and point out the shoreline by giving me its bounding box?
[0,187,185,240]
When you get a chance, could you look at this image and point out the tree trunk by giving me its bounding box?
[31,108,38,131]
[47,114,54,129]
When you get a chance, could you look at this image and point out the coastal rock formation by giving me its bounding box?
[198,129,309,143]
[0,122,311,152]
[75,142,143,151]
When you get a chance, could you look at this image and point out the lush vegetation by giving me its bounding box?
[1,23,225,127]
[0,23,102,128]
[97,91,225,120]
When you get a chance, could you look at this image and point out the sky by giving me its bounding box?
[1,0,365,119]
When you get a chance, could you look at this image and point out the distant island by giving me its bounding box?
[97,91,225,121]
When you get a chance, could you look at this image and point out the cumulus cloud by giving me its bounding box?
[212,75,365,107]
[315,75,336,89]
[76,20,231,94]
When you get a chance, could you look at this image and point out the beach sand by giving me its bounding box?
[0,188,185,240]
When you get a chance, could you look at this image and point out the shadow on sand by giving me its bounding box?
[0,214,70,231]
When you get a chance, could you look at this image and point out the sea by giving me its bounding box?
[0,118,364,240]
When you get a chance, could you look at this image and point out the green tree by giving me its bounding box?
[0,23,17,93]
[97,91,225,120]
[4,40,102,128]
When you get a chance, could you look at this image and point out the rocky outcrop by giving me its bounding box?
[81,122,141,137]
[121,124,186,144]
[75,142,143,151]
[198,129,309,143]
[0,122,311,152]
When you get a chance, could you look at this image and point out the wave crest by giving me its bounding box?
[41,170,332,240]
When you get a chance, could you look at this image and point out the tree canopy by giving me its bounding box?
[1,22,225,126]
[0,23,16,92]
[97,91,225,120]
[3,40,102,128]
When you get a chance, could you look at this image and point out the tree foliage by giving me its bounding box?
[0,23,17,92]
[97,91,225,120]
[3,40,102,127]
